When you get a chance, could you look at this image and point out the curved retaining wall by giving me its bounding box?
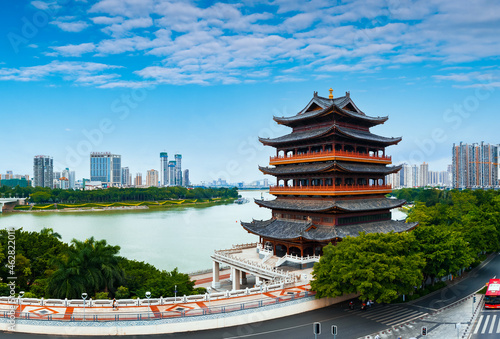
[0,293,356,336]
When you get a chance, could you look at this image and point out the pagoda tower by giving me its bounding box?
[242,89,417,259]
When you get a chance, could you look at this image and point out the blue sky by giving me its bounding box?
[1,0,499,184]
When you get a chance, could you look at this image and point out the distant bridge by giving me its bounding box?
[0,198,26,213]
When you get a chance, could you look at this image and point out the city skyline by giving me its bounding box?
[1,1,499,183]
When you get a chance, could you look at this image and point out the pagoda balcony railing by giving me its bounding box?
[269,184,393,195]
[269,149,392,165]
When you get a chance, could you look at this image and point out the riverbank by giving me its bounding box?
[10,198,236,213]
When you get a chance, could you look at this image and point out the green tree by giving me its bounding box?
[311,232,425,303]
[413,225,473,285]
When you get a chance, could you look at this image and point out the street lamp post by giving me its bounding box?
[18,291,25,318]
[174,285,177,303]
[257,281,263,307]
[207,287,212,313]
[145,291,151,320]
[81,293,87,322]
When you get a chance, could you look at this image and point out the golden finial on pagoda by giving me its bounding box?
[329,88,333,99]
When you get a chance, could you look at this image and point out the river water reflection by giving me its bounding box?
[0,191,408,273]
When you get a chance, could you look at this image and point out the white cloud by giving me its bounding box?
[91,16,124,25]
[51,42,96,56]
[51,17,90,32]
[0,61,121,83]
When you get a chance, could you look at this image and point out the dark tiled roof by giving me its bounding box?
[337,126,402,145]
[255,198,406,212]
[241,218,418,241]
[259,125,334,145]
[259,162,335,175]
[259,161,400,176]
[259,124,401,147]
[273,96,387,127]
[336,162,402,174]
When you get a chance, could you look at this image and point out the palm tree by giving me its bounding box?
[40,227,62,239]
[47,254,86,299]
[48,237,124,298]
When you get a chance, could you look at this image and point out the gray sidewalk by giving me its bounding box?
[360,294,482,339]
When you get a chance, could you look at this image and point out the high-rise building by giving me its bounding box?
[183,169,190,187]
[121,167,130,187]
[419,162,429,187]
[452,142,499,188]
[33,155,53,188]
[5,171,13,180]
[160,152,168,186]
[175,154,182,186]
[146,169,159,187]
[90,152,122,187]
[62,168,76,189]
[168,161,176,186]
[134,173,142,187]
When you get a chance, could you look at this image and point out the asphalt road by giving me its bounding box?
[470,310,500,339]
[4,254,500,339]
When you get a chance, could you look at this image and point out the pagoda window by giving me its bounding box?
[289,246,301,256]
[345,178,354,185]
[312,145,322,153]
[312,216,321,222]
[344,145,355,152]
[323,217,333,223]
[378,178,385,185]
[334,144,342,151]
[335,178,342,186]
[357,146,367,154]
[298,147,308,155]
[357,178,367,185]
[325,178,333,186]
[314,246,322,256]
[369,179,374,186]
[275,244,287,257]
[325,145,333,152]
[286,150,293,157]
[304,247,314,256]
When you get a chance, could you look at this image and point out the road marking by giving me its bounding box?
[489,315,496,333]
[474,315,483,334]
[386,312,427,327]
[497,316,500,333]
[482,315,490,334]
[363,307,405,319]
[374,309,418,323]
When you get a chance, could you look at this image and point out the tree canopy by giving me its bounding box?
[312,188,500,302]
[311,232,425,303]
[0,228,201,299]
[0,185,238,204]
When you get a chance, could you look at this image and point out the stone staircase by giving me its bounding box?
[265,256,279,267]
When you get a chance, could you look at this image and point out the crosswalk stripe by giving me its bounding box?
[386,312,427,326]
[474,315,483,334]
[497,316,500,333]
[374,309,419,323]
[363,309,407,321]
[482,315,490,334]
[363,307,402,318]
[489,315,496,333]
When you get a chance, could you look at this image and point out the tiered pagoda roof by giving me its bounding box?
[259,125,402,146]
[259,162,402,175]
[254,197,407,213]
[242,89,416,257]
[242,219,418,241]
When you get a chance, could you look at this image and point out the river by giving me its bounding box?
[0,191,408,273]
